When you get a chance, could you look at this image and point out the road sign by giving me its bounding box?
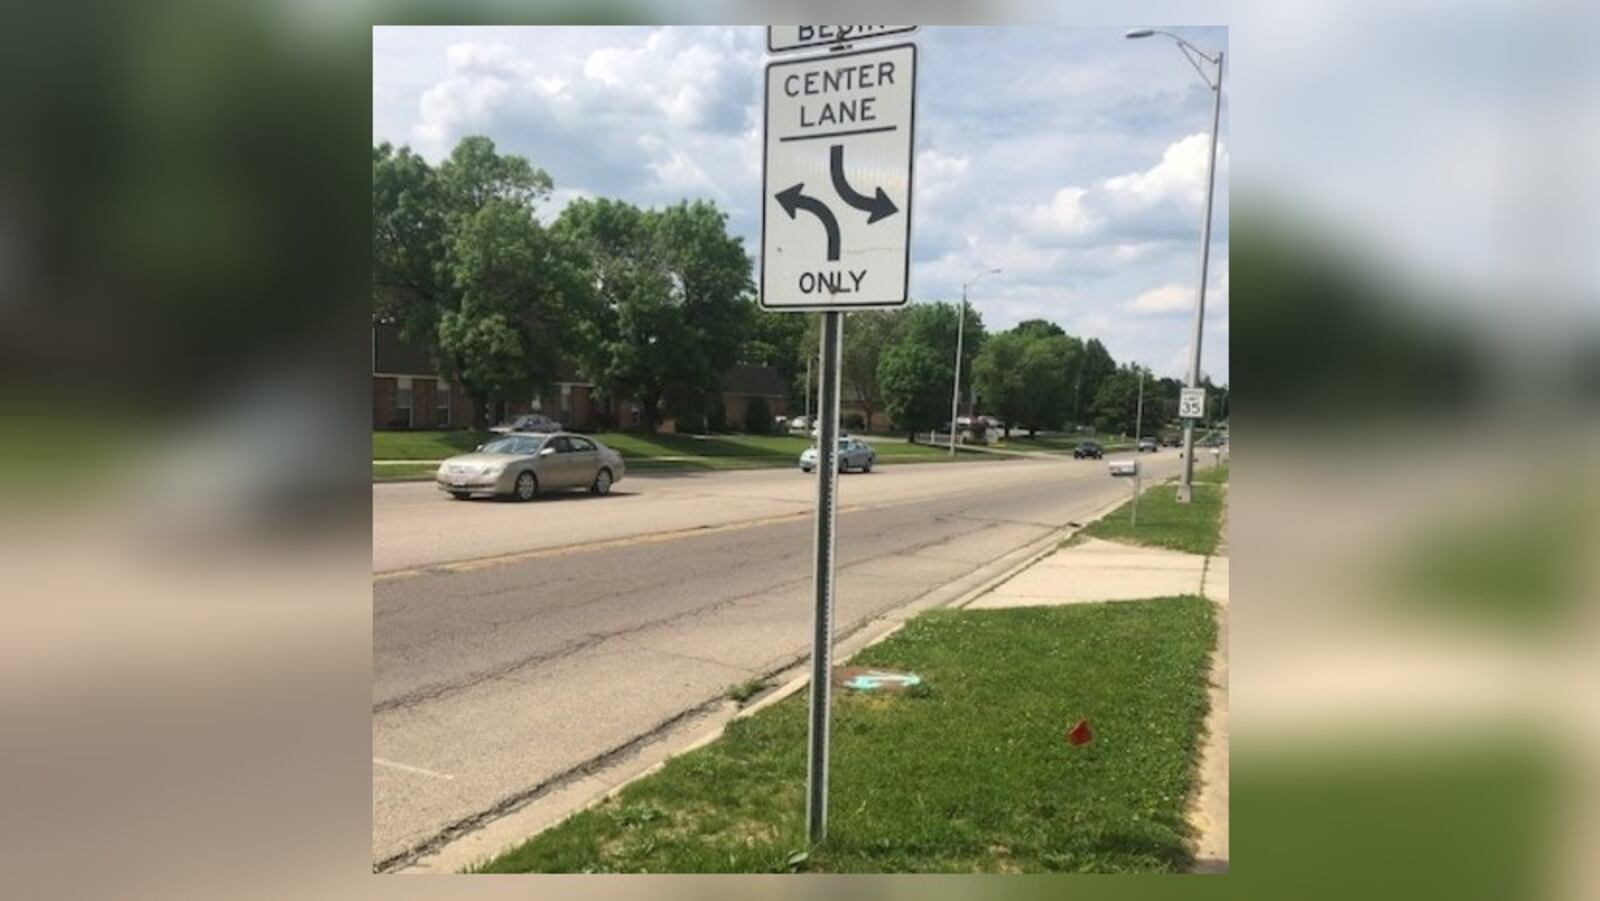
[761,43,915,311]
[767,26,917,54]
[1179,387,1207,419]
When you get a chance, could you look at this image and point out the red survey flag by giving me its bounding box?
[1066,719,1094,746]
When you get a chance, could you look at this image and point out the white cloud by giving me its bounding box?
[916,150,970,204]
[1126,283,1193,315]
[1027,186,1099,237]
[1103,132,1228,211]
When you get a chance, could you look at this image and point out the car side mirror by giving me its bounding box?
[540,446,557,456]
[475,444,484,452]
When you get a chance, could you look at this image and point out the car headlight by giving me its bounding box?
[478,464,503,476]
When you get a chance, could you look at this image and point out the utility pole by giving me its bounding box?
[1135,368,1145,444]
[1125,28,1223,504]
[950,267,1000,455]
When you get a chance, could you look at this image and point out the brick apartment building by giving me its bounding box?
[372,322,788,432]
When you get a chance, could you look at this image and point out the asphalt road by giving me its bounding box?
[372,450,1188,866]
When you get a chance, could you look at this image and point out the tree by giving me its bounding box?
[1013,318,1066,340]
[971,331,1029,437]
[745,395,772,434]
[439,198,593,426]
[1014,334,1076,436]
[555,198,752,433]
[741,302,808,407]
[841,310,900,430]
[877,341,951,440]
[373,143,452,348]
[1073,337,1117,427]
[374,136,566,424]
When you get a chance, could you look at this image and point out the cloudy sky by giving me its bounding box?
[373,26,1229,383]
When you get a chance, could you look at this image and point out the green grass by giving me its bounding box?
[474,598,1217,874]
[1081,475,1227,556]
[725,678,770,706]
[373,462,440,481]
[373,430,491,460]
[373,430,999,476]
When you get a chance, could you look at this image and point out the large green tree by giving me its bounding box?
[877,341,951,440]
[440,198,592,425]
[374,136,569,424]
[555,198,752,433]
[841,310,901,429]
[1014,334,1077,436]
[971,330,1030,437]
[1072,337,1117,427]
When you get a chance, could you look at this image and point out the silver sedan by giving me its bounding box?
[436,432,626,501]
[799,436,876,473]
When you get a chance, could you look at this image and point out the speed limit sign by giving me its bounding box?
[1179,387,1206,419]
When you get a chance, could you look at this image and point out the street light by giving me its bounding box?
[950,267,1002,455]
[1125,27,1223,504]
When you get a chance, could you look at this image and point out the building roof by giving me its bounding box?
[722,364,789,398]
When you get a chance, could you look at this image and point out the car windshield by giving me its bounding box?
[480,436,537,454]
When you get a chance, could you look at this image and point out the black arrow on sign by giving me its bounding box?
[776,183,841,261]
[830,144,898,224]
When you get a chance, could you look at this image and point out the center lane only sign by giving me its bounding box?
[760,43,916,311]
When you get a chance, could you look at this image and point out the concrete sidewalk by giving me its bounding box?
[966,537,1220,608]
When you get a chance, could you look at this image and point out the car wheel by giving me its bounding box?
[863,458,873,473]
[514,471,538,502]
[450,491,470,500]
[591,467,613,496]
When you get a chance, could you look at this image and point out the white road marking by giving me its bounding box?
[374,757,455,781]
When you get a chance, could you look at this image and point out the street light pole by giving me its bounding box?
[1135,367,1145,444]
[949,268,1000,456]
[1126,28,1223,504]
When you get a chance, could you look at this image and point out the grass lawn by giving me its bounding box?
[475,597,1217,874]
[373,462,441,481]
[374,430,999,476]
[1081,472,1227,556]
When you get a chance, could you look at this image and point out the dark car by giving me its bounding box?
[1198,432,1227,448]
[489,413,563,434]
[1072,440,1103,459]
[1137,438,1158,452]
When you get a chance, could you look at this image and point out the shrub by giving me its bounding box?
[745,396,772,434]
[842,411,866,430]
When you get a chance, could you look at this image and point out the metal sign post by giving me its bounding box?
[806,311,843,843]
[761,26,917,846]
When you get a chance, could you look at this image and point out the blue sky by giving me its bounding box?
[373,26,1230,383]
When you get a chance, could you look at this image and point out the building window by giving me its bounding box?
[396,377,413,427]
[435,380,450,427]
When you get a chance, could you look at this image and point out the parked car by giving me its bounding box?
[1198,432,1227,447]
[489,413,562,434]
[788,415,813,431]
[1137,438,1158,452]
[436,431,625,500]
[799,436,876,473]
[1072,440,1104,459]
[1161,433,1182,447]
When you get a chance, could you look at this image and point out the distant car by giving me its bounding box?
[436,431,625,500]
[489,413,562,434]
[1137,438,1158,452]
[1072,440,1104,459]
[1198,432,1227,448]
[1161,433,1182,447]
[799,436,876,473]
[789,415,813,431]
